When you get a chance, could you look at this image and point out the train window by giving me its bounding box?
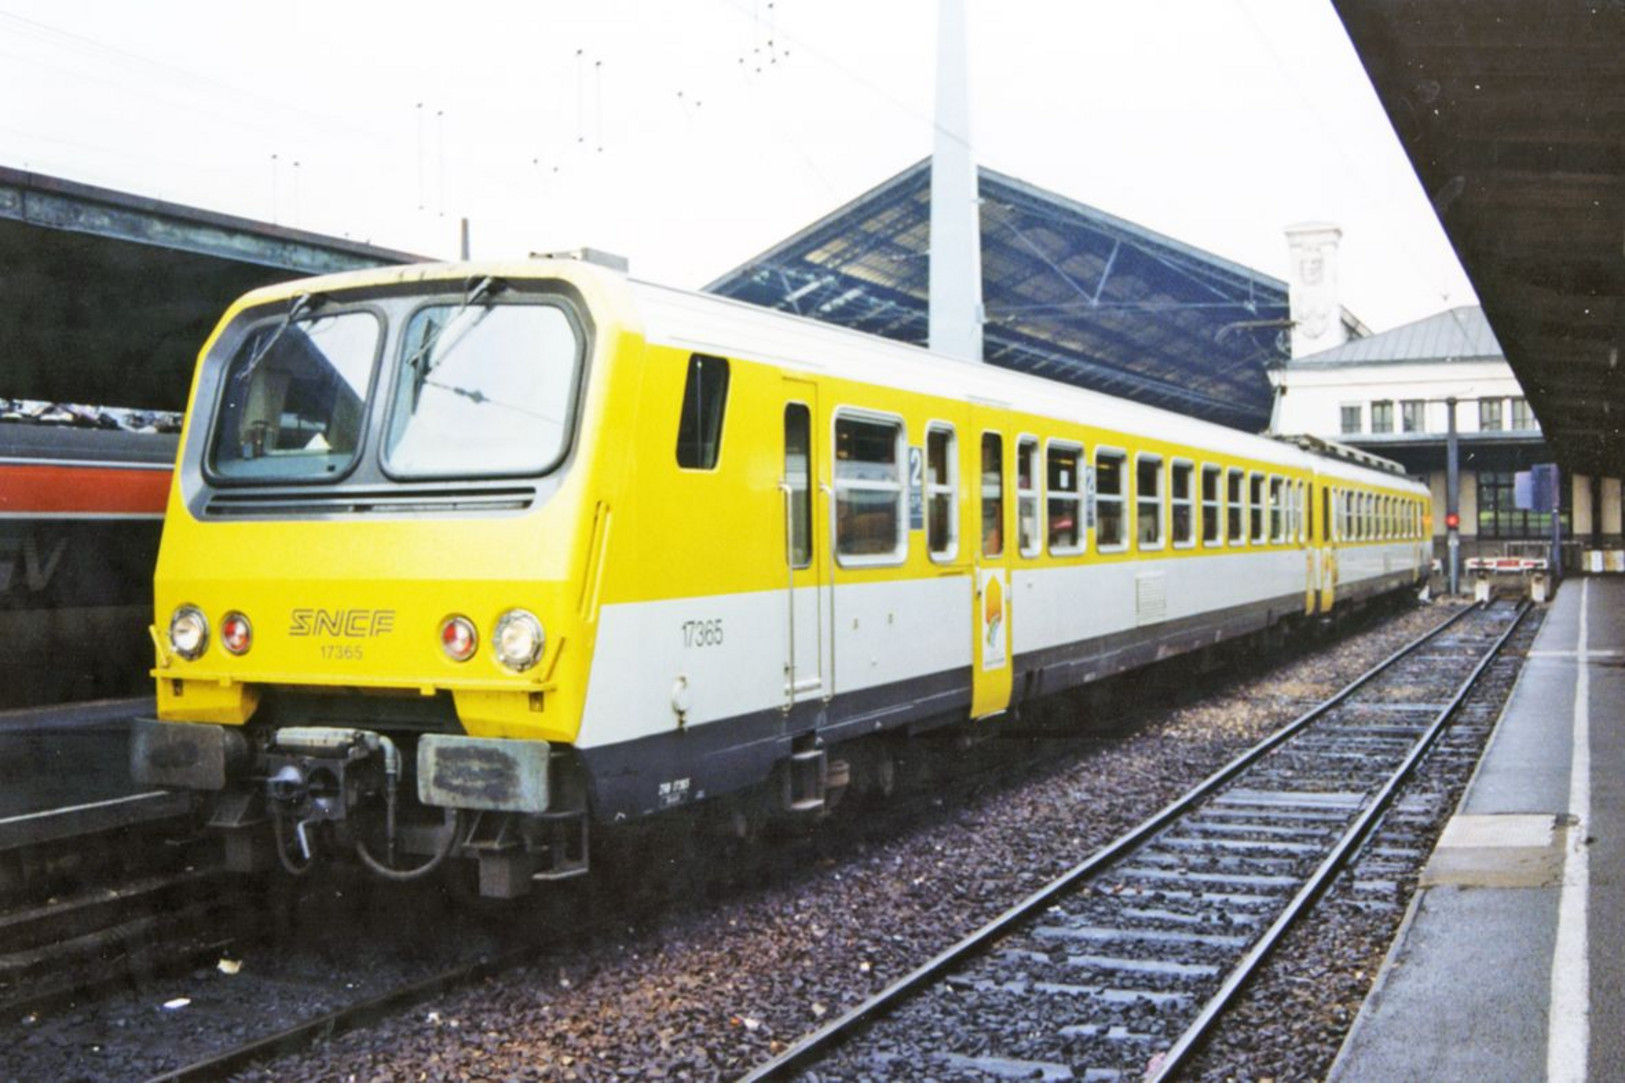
[1226,468,1244,545]
[1323,488,1333,544]
[384,302,585,479]
[926,425,958,562]
[1017,438,1041,558]
[784,404,812,569]
[211,310,381,482]
[981,433,1005,558]
[1137,455,1163,549]
[1171,461,1194,548]
[1201,465,1221,546]
[1268,477,1284,543]
[1096,450,1126,551]
[1249,472,1266,544]
[676,354,730,470]
[1297,481,1308,543]
[1047,442,1084,555]
[834,413,905,563]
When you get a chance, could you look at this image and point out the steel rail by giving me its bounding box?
[149,927,564,1083]
[741,602,1479,1083]
[1151,599,1529,1080]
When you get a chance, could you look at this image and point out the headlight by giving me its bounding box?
[493,609,545,672]
[440,615,478,662]
[169,605,210,660]
[220,612,253,655]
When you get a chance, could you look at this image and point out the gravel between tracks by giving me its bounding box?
[238,599,1456,1083]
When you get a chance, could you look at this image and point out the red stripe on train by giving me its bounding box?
[0,463,171,515]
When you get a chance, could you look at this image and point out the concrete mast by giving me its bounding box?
[928,0,984,362]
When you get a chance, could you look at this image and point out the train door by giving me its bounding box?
[780,384,828,711]
[970,407,1014,719]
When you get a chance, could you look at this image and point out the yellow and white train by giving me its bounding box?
[131,257,1431,895]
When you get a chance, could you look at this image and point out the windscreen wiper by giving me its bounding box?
[404,276,505,393]
[236,293,317,386]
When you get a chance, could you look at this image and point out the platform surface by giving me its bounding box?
[1332,576,1625,1082]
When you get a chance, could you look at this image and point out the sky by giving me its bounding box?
[0,0,1476,333]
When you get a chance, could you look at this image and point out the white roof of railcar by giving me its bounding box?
[626,276,1425,494]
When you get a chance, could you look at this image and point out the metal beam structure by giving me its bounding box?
[707,160,1306,433]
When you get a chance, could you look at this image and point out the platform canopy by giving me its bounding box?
[706,160,1325,433]
[1334,1,1625,476]
[0,167,420,412]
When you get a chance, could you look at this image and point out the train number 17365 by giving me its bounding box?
[681,619,724,649]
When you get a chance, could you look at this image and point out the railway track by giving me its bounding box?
[745,598,1528,1083]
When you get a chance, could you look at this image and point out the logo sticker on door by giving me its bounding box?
[981,569,1007,670]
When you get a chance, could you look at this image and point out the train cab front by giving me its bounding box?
[129,262,626,898]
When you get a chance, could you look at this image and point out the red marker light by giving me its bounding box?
[220,612,253,655]
[440,616,478,662]
[1445,512,1460,530]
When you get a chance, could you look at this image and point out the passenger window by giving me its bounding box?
[1226,468,1244,545]
[784,404,812,568]
[926,425,958,561]
[676,354,729,469]
[1137,455,1163,548]
[834,414,904,562]
[981,433,1004,558]
[1170,461,1194,547]
[1249,472,1266,544]
[1095,450,1126,550]
[1269,477,1284,543]
[1017,438,1041,558]
[1201,465,1221,545]
[1047,443,1084,554]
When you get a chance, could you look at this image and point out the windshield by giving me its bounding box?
[383,302,580,478]
[209,310,381,481]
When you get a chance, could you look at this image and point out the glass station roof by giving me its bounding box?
[705,159,1307,433]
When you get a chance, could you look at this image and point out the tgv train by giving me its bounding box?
[130,258,1431,896]
[0,421,173,708]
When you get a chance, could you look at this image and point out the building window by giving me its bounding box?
[1401,400,1426,433]
[1477,469,1571,539]
[1047,443,1084,555]
[1016,438,1041,558]
[1510,397,1535,430]
[676,354,730,469]
[925,425,958,561]
[1480,398,1504,432]
[1371,400,1394,434]
[1137,455,1163,548]
[834,413,904,562]
[1096,450,1126,550]
[1340,404,1362,435]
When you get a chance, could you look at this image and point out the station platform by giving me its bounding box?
[1332,575,1625,1082]
[0,696,190,850]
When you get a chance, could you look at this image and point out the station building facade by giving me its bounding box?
[1271,303,1623,568]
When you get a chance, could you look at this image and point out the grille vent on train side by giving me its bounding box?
[202,486,536,518]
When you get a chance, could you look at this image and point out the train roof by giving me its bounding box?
[627,274,1424,493]
[217,258,1425,494]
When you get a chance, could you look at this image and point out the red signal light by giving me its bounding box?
[1445,512,1460,530]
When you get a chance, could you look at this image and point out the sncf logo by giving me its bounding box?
[289,609,398,638]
